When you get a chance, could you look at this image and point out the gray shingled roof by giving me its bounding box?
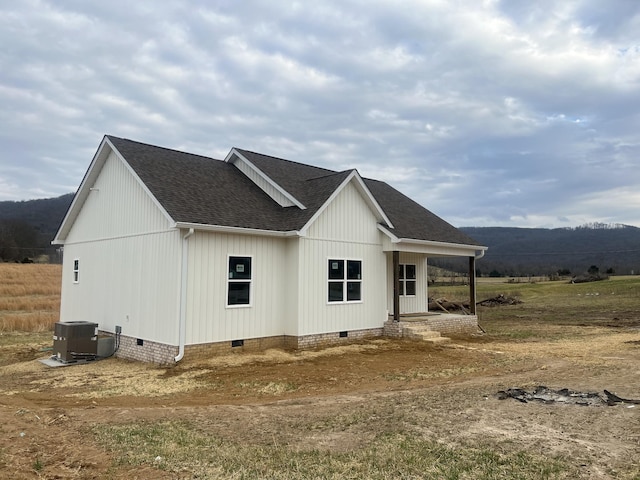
[364,178,481,246]
[106,136,481,246]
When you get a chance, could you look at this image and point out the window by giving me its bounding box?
[328,259,362,303]
[227,256,252,306]
[400,264,416,296]
[73,259,80,283]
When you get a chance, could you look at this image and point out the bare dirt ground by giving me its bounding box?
[1,319,639,479]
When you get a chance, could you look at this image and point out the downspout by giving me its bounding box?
[175,228,194,363]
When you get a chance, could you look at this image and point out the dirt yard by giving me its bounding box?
[1,322,639,479]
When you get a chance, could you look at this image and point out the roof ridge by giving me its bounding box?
[234,147,336,173]
[107,135,220,162]
[304,169,354,181]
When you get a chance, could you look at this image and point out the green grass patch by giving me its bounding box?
[93,420,573,479]
[435,276,640,329]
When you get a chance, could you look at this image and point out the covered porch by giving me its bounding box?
[378,227,487,338]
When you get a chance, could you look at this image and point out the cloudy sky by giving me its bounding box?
[1,1,639,228]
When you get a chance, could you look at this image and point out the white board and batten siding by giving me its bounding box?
[386,252,429,315]
[185,231,289,344]
[60,151,182,345]
[297,181,387,336]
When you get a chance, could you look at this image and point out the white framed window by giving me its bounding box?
[227,256,252,307]
[328,259,362,303]
[72,259,80,283]
[400,264,416,296]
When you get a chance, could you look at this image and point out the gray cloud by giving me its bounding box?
[1,0,639,228]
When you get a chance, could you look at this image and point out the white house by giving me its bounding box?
[53,136,487,364]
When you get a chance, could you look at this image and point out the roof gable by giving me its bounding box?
[53,136,174,244]
[299,170,394,236]
[56,136,483,249]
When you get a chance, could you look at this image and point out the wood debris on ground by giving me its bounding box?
[477,294,523,307]
[496,386,640,406]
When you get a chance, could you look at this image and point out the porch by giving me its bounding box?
[387,251,480,320]
[383,312,480,342]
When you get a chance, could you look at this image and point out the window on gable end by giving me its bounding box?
[73,259,80,283]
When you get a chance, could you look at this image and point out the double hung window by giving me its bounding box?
[328,259,362,303]
[227,256,252,306]
[73,259,80,283]
[399,264,416,296]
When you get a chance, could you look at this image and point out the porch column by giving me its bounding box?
[393,250,400,322]
[469,256,476,315]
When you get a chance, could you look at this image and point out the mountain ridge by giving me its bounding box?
[1,194,639,276]
[457,225,640,276]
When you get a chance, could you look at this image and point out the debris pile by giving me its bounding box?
[477,294,522,307]
[571,273,609,284]
[428,298,470,314]
[496,386,640,406]
[427,294,523,312]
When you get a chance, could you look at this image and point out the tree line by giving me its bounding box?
[431,225,640,277]
[0,193,72,263]
[2,193,640,275]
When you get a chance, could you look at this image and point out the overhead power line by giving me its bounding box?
[485,248,640,257]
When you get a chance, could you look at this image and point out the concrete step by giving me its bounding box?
[410,325,437,333]
[402,325,437,335]
[402,325,451,344]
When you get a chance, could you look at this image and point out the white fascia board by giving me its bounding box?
[299,170,394,236]
[52,136,111,244]
[396,238,488,253]
[52,136,177,245]
[350,171,394,229]
[175,222,301,237]
[377,224,399,242]
[225,148,306,209]
[106,137,176,226]
[377,224,488,256]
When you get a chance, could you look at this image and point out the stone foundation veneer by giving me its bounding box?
[185,327,384,360]
[102,316,474,365]
[292,328,384,349]
[105,332,179,365]
[384,314,479,337]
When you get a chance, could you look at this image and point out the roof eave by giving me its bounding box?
[174,222,302,237]
[377,224,487,256]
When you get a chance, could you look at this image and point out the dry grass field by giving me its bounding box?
[0,264,61,332]
[0,264,639,479]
